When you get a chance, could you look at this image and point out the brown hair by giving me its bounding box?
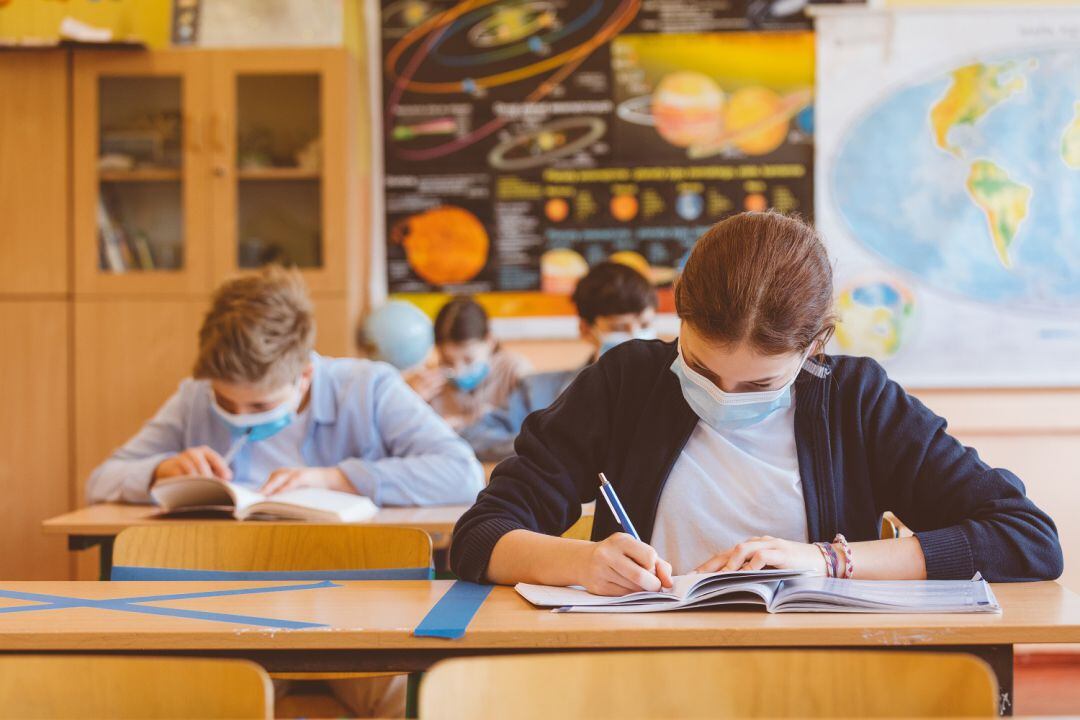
[674,211,836,355]
[193,265,316,389]
[571,261,658,324]
[434,295,489,344]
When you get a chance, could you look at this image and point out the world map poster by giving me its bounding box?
[376,0,821,332]
[815,6,1080,387]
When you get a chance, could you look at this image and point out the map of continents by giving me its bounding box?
[831,51,1080,315]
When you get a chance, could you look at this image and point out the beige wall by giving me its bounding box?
[504,339,1080,592]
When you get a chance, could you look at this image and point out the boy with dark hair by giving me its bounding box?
[461,261,658,460]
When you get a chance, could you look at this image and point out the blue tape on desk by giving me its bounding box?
[0,581,337,629]
[111,566,434,581]
[413,581,493,640]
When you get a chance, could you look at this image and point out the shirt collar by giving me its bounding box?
[308,352,338,425]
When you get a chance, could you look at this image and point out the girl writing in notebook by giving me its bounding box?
[450,212,1063,595]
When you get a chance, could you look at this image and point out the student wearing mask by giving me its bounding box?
[87,266,484,507]
[451,212,1063,592]
[460,261,658,461]
[406,295,532,433]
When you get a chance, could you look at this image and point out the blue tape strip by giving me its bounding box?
[412,581,493,640]
[111,566,434,581]
[0,581,337,629]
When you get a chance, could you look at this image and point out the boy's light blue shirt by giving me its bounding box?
[86,354,485,507]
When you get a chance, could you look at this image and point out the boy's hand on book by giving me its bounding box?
[152,446,233,484]
[693,536,827,574]
[260,467,354,496]
[578,533,674,596]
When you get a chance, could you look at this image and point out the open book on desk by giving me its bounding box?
[516,570,1001,614]
[150,476,377,523]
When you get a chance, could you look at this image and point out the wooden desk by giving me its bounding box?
[1,580,1077,654]
[43,503,596,578]
[1,580,1076,715]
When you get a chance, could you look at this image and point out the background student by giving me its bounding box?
[450,212,1063,594]
[87,266,484,507]
[461,261,658,460]
[406,295,532,433]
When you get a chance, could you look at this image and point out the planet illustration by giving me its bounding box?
[545,197,570,222]
[610,194,639,222]
[676,191,704,220]
[468,2,558,48]
[393,206,489,286]
[487,116,606,171]
[610,251,678,286]
[618,78,812,158]
[744,193,768,212]
[540,248,589,294]
[651,71,726,148]
[834,277,918,361]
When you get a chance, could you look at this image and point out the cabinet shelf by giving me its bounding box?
[99,168,182,182]
[237,167,320,181]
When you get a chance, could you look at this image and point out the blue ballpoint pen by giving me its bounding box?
[598,472,640,540]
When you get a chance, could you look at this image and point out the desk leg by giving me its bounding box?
[67,536,115,581]
[968,644,1013,717]
[405,672,422,719]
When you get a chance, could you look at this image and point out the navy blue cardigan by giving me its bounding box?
[450,339,1063,584]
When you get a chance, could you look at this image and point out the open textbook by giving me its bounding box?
[516,570,1001,614]
[150,476,378,523]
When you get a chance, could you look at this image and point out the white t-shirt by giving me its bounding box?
[650,401,808,575]
[233,407,312,489]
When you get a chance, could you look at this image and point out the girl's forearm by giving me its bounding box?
[845,536,927,580]
[486,529,591,586]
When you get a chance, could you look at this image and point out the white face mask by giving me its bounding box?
[670,342,807,431]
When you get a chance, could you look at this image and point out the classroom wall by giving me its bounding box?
[504,339,1080,593]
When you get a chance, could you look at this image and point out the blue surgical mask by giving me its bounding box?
[598,328,657,356]
[670,345,805,432]
[212,386,302,442]
[449,361,490,392]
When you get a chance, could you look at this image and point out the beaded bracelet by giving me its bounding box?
[833,534,855,579]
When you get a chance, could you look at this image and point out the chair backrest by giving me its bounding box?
[112,524,432,578]
[0,656,272,719]
[419,649,998,719]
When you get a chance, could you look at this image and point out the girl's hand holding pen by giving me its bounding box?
[575,532,674,596]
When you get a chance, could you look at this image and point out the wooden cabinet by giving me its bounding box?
[0,51,69,296]
[72,50,213,296]
[71,48,357,297]
[0,302,72,579]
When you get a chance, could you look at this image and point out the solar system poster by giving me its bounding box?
[378,0,817,328]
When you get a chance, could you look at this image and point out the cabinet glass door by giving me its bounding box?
[234,73,323,270]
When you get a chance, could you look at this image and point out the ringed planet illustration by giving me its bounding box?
[617,73,813,158]
[487,116,606,170]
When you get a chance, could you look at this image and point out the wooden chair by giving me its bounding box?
[0,655,272,719]
[112,524,431,685]
[112,523,433,576]
[561,513,594,541]
[419,649,999,719]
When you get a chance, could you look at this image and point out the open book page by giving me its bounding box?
[515,569,805,609]
[150,476,238,512]
[561,582,781,613]
[239,488,378,522]
[771,577,1002,613]
[227,483,266,516]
